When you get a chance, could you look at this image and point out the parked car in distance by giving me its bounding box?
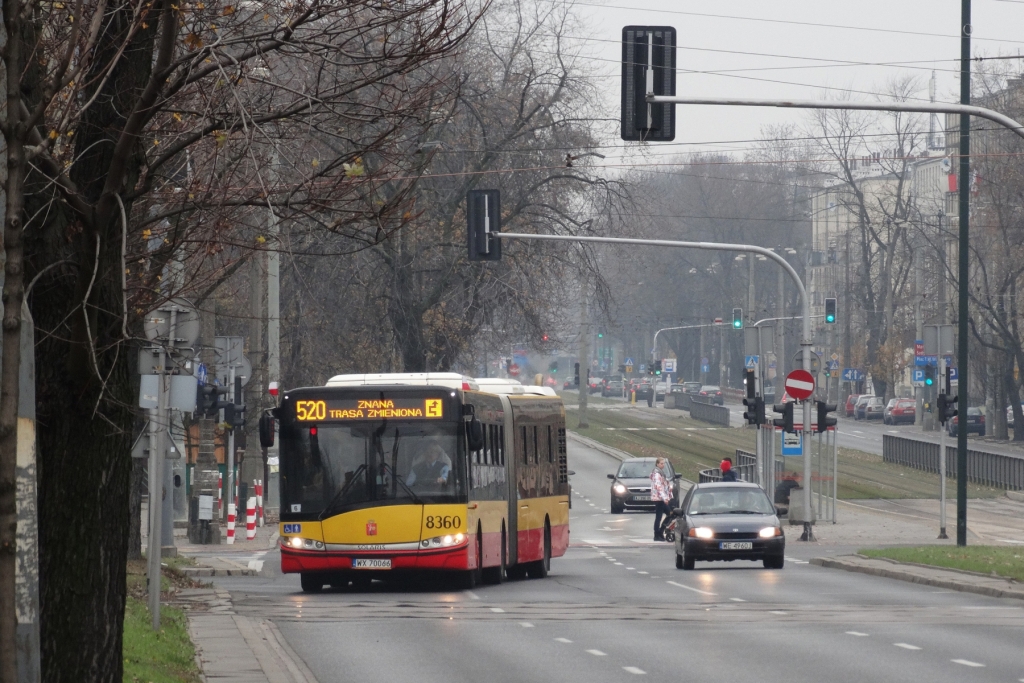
[863,396,885,420]
[563,379,572,390]
[948,407,985,436]
[884,398,916,425]
[698,385,725,406]
[588,377,603,394]
[634,379,654,401]
[608,457,681,514]
[763,384,776,403]
[1007,402,1024,427]
[845,394,863,417]
[602,379,624,398]
[655,381,668,400]
[673,482,785,570]
[853,395,874,420]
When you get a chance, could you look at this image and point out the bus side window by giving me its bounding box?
[499,426,505,465]
[547,425,554,463]
[533,426,540,464]
[521,426,529,465]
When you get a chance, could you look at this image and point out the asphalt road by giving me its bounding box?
[214,439,1024,683]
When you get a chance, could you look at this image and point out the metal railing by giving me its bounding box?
[698,449,759,483]
[883,434,1024,490]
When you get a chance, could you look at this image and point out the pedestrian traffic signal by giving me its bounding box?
[824,297,837,324]
[937,393,958,425]
[772,402,795,433]
[815,401,837,433]
[924,365,936,387]
[732,307,743,329]
[620,26,677,142]
[466,189,501,261]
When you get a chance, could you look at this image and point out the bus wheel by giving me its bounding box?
[300,573,324,593]
[482,527,506,585]
[527,522,551,579]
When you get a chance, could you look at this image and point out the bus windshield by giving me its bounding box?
[280,421,464,519]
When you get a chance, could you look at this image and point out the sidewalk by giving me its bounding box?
[175,587,318,683]
[174,522,280,577]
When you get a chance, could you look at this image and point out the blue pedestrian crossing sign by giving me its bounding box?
[745,355,759,368]
[825,359,839,371]
[624,357,634,367]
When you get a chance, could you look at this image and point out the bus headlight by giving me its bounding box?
[422,534,468,548]
[290,537,303,548]
[284,536,325,551]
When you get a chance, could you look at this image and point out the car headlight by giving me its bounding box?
[613,483,627,494]
[689,527,714,539]
[759,527,781,538]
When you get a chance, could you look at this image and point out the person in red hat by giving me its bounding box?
[720,457,737,482]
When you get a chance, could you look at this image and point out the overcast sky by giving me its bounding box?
[568,0,1024,163]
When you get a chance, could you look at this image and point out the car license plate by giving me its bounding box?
[719,542,753,550]
[632,495,650,501]
[353,558,391,569]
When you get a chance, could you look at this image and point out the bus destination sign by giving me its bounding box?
[294,398,444,421]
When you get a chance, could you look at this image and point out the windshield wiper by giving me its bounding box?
[726,509,767,514]
[319,464,366,520]
[379,428,423,506]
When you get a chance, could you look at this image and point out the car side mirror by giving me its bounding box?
[607,474,615,480]
[258,414,275,448]
[775,506,787,517]
[672,508,683,516]
[467,417,484,452]
[673,473,682,480]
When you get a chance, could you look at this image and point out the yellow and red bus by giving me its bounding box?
[261,373,569,592]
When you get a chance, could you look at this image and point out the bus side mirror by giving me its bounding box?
[467,418,484,451]
[259,414,275,448]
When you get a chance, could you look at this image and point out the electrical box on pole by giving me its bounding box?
[620,26,676,142]
[467,189,502,261]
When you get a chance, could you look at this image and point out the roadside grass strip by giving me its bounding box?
[859,545,1024,582]
[122,596,202,683]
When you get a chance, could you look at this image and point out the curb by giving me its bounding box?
[182,566,260,577]
[1007,490,1024,503]
[810,555,1024,601]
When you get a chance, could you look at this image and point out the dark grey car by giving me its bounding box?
[608,457,680,514]
[673,482,785,570]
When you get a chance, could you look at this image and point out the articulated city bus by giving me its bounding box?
[261,373,569,592]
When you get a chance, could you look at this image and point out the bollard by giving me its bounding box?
[256,479,264,527]
[245,497,257,541]
[216,471,223,514]
[226,503,236,544]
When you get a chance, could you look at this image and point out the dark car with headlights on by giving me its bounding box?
[608,457,680,514]
[673,482,785,570]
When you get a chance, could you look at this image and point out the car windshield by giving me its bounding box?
[687,487,775,515]
[280,421,464,519]
[617,461,656,478]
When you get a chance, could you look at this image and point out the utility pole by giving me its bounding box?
[915,238,924,426]
[577,275,590,429]
[777,265,786,381]
[956,0,971,547]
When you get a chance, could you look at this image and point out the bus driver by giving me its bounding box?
[406,444,450,487]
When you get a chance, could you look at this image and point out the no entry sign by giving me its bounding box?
[784,369,815,401]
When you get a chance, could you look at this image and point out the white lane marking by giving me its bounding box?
[625,428,640,431]
[784,557,809,564]
[588,503,596,507]
[684,428,697,431]
[666,427,676,431]
[586,649,607,656]
[951,659,985,668]
[846,631,869,637]
[623,666,647,675]
[464,590,480,600]
[520,622,534,628]
[490,607,505,613]
[666,580,717,596]
[248,559,265,572]
[769,611,788,615]
[637,571,649,575]
[627,567,635,570]
[845,433,866,439]
[555,638,573,643]
[614,562,624,566]
[646,428,658,431]
[729,597,746,602]
[894,643,921,650]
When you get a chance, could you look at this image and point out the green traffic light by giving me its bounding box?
[925,377,933,386]
[732,320,742,329]
[825,313,835,323]
[597,333,603,338]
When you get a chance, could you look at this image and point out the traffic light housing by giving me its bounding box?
[772,402,795,433]
[744,369,756,400]
[197,384,230,418]
[743,396,765,426]
[574,362,581,387]
[618,364,626,373]
[824,297,837,324]
[467,189,501,261]
[924,365,936,387]
[549,360,558,374]
[732,307,743,329]
[621,26,677,142]
[653,360,662,375]
[937,393,958,425]
[815,401,837,433]
[597,330,604,339]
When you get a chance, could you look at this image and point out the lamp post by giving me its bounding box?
[770,248,798,379]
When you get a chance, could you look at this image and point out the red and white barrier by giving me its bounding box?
[226,502,236,544]
[255,479,264,527]
[245,497,257,541]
